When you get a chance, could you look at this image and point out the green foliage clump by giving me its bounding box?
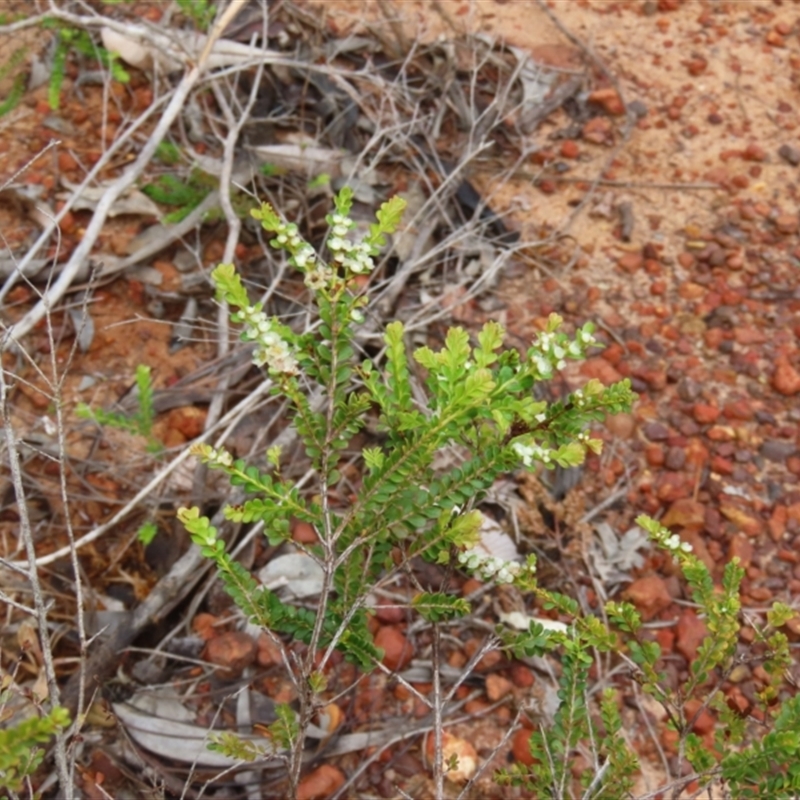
[176,0,217,31]
[0,48,27,118]
[0,704,70,794]
[42,20,129,110]
[496,516,799,799]
[141,170,216,223]
[77,363,160,452]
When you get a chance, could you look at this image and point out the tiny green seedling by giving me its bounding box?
[77,364,161,452]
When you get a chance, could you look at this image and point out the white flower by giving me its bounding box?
[532,355,552,376]
[294,246,315,268]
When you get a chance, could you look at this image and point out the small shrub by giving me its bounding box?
[178,187,637,793]
[179,188,799,798]
[0,703,70,795]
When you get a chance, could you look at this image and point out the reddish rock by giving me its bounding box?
[710,455,734,475]
[461,577,483,597]
[634,365,667,390]
[582,116,614,144]
[256,633,283,667]
[685,439,710,467]
[707,425,735,441]
[661,498,705,530]
[205,631,257,678]
[297,765,346,800]
[775,214,799,234]
[679,529,716,572]
[675,609,708,663]
[464,638,503,671]
[617,252,643,273]
[622,576,673,621]
[645,444,665,467]
[560,140,579,158]
[192,613,221,641]
[580,357,623,385]
[588,87,625,115]
[727,686,752,717]
[58,150,79,172]
[655,471,693,503]
[734,327,768,345]
[604,412,636,439]
[374,603,405,624]
[766,30,785,47]
[509,662,535,688]
[719,502,762,537]
[684,56,707,76]
[729,532,754,568]
[375,625,414,671]
[538,179,557,194]
[772,357,800,395]
[678,282,705,300]
[748,586,773,602]
[292,520,319,544]
[768,505,787,542]
[166,406,207,439]
[703,167,731,187]
[685,698,716,735]
[722,399,754,421]
[692,403,720,424]
[486,673,514,701]
[742,142,767,162]
[512,728,536,766]
[655,627,675,655]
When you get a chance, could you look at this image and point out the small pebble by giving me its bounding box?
[760,440,798,461]
[778,143,800,166]
[665,446,686,470]
[643,421,671,441]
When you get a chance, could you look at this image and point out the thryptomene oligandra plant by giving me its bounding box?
[177,188,800,798]
[177,186,638,792]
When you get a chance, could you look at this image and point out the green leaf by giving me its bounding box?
[412,592,470,622]
[137,521,158,545]
[333,186,354,219]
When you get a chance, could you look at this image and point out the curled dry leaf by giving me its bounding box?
[258,552,324,599]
